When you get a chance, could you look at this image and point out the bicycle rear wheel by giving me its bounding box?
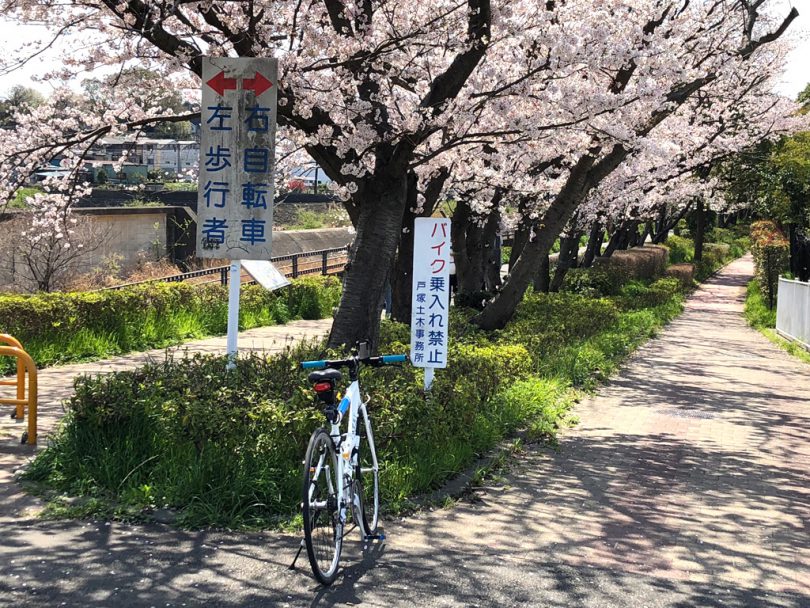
[355,415,379,536]
[302,429,342,585]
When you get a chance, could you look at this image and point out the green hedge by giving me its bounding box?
[25,272,689,527]
[0,275,341,374]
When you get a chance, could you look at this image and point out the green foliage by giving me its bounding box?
[8,186,42,208]
[501,245,512,265]
[664,235,694,264]
[707,227,750,258]
[750,220,790,309]
[744,279,810,365]
[26,261,691,529]
[161,182,197,191]
[289,210,325,230]
[561,267,619,297]
[744,280,776,329]
[0,276,341,374]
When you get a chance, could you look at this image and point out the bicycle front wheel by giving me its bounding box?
[356,416,379,536]
[302,428,342,585]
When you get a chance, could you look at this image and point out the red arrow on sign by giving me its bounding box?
[244,72,273,96]
[206,71,238,96]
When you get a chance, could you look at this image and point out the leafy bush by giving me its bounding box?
[593,245,668,286]
[664,235,694,264]
[501,245,512,265]
[744,280,776,329]
[750,220,790,309]
[0,276,341,373]
[25,254,691,528]
[708,227,750,258]
[664,263,695,289]
[561,267,618,297]
[618,278,682,310]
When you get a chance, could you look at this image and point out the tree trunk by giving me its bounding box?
[453,200,483,297]
[474,152,601,330]
[390,172,419,323]
[652,202,692,244]
[549,231,582,292]
[602,224,627,258]
[390,169,450,322]
[452,195,502,307]
[328,174,408,351]
[533,254,550,293]
[508,197,531,272]
[582,223,604,268]
[694,200,705,262]
[639,221,652,246]
[483,206,502,293]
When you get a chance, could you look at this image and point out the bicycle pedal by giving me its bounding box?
[364,533,385,541]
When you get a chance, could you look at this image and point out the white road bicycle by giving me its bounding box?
[296,343,407,586]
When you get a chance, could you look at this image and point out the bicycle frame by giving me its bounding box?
[327,377,379,539]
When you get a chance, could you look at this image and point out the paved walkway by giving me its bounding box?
[1,257,808,607]
[0,319,332,518]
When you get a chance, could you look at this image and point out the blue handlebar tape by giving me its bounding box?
[381,354,407,364]
[301,360,326,369]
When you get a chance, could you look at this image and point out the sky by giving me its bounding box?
[0,2,808,100]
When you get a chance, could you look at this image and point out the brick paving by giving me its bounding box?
[0,256,808,607]
[393,254,810,602]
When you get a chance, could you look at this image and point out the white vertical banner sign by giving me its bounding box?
[197,57,278,367]
[410,218,452,390]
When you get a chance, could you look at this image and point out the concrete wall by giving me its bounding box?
[0,208,170,292]
[271,227,354,257]
[0,206,352,292]
[86,210,168,268]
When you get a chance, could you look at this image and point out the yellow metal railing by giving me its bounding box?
[0,335,38,445]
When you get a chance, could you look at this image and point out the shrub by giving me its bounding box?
[593,245,668,285]
[0,275,341,373]
[501,245,512,265]
[665,263,695,289]
[561,267,618,297]
[750,220,790,309]
[664,235,694,264]
[618,278,683,310]
[24,252,689,528]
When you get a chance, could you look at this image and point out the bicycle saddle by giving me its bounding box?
[308,368,342,383]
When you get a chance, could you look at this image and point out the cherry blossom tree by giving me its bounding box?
[1,0,500,348]
[0,0,803,341]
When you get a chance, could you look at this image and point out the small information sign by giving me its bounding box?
[197,57,278,260]
[242,259,290,291]
[410,218,452,369]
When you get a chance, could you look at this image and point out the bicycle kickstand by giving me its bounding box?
[288,539,306,570]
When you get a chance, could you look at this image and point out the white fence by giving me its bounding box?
[776,277,810,351]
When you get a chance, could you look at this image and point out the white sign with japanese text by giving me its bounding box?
[197,57,278,260]
[242,259,290,291]
[410,218,452,369]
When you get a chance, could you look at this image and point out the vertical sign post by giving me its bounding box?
[410,218,452,391]
[198,57,278,368]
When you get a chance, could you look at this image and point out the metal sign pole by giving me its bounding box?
[226,260,241,370]
[424,367,435,392]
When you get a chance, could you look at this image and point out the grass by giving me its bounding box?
[744,280,810,365]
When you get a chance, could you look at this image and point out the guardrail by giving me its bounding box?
[101,246,350,291]
[0,335,38,445]
[776,277,810,351]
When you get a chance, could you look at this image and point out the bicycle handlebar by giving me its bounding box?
[301,354,408,370]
